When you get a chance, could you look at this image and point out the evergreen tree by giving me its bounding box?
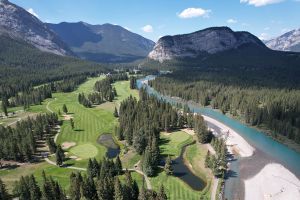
[62,104,68,114]
[164,155,173,175]
[1,98,8,117]
[158,185,168,200]
[204,151,210,168]
[114,107,119,118]
[113,177,124,200]
[28,175,41,200]
[114,156,123,175]
[55,145,65,166]
[0,178,11,200]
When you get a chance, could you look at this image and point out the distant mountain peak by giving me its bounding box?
[0,0,74,56]
[149,26,266,62]
[265,28,300,52]
[47,22,155,63]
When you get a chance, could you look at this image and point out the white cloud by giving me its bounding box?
[124,27,131,31]
[258,33,271,40]
[178,8,211,19]
[240,0,284,7]
[227,19,238,24]
[27,8,39,18]
[142,25,153,33]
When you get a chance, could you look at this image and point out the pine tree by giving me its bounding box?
[164,155,173,175]
[114,107,119,118]
[114,156,123,175]
[0,178,11,200]
[204,151,210,168]
[62,104,68,114]
[158,185,168,200]
[28,175,41,200]
[56,145,65,166]
[1,98,8,117]
[113,177,124,200]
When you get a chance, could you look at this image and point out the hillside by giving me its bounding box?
[47,22,155,63]
[265,28,300,52]
[148,27,267,62]
[0,0,74,56]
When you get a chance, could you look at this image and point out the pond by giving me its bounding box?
[97,134,120,159]
[172,142,207,191]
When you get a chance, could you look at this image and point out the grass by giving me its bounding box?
[160,131,194,158]
[185,143,213,199]
[0,162,76,192]
[0,76,140,191]
[149,172,202,200]
[69,143,98,159]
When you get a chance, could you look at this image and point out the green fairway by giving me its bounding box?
[150,172,202,200]
[160,131,194,158]
[70,143,98,159]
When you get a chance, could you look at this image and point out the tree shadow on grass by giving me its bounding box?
[74,129,84,132]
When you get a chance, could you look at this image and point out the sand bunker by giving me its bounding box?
[181,128,195,136]
[69,156,78,159]
[63,114,73,120]
[62,142,76,150]
[244,163,300,200]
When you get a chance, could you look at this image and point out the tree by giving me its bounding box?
[1,98,8,117]
[113,177,124,200]
[114,107,119,118]
[204,151,210,168]
[46,137,57,154]
[62,104,68,114]
[0,178,11,200]
[28,175,41,200]
[164,155,173,175]
[157,185,167,200]
[70,118,75,129]
[55,145,65,166]
[114,156,122,175]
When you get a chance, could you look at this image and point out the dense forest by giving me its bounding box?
[0,157,168,200]
[0,35,109,100]
[149,69,300,145]
[117,89,211,176]
[0,113,58,162]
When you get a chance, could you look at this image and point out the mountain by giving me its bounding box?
[148,27,267,62]
[46,22,155,63]
[0,0,74,56]
[265,28,300,52]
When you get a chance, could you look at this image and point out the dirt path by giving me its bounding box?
[211,178,219,200]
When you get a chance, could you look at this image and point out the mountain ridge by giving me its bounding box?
[265,28,300,52]
[47,22,155,63]
[0,0,74,56]
[148,26,267,62]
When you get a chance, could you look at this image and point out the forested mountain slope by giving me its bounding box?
[0,34,108,98]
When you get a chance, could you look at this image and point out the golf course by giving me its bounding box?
[0,75,213,199]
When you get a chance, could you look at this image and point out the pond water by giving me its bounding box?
[97,134,120,159]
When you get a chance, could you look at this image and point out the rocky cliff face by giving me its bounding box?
[265,28,300,52]
[0,0,74,56]
[148,27,266,62]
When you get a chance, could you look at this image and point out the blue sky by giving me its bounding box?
[11,0,300,41]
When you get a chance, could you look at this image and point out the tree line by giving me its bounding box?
[150,71,300,145]
[0,113,58,162]
[117,89,211,177]
[0,156,168,200]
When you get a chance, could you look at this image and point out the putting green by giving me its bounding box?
[69,143,98,159]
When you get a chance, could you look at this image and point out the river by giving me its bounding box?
[137,75,300,199]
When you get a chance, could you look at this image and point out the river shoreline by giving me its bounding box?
[137,75,300,200]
